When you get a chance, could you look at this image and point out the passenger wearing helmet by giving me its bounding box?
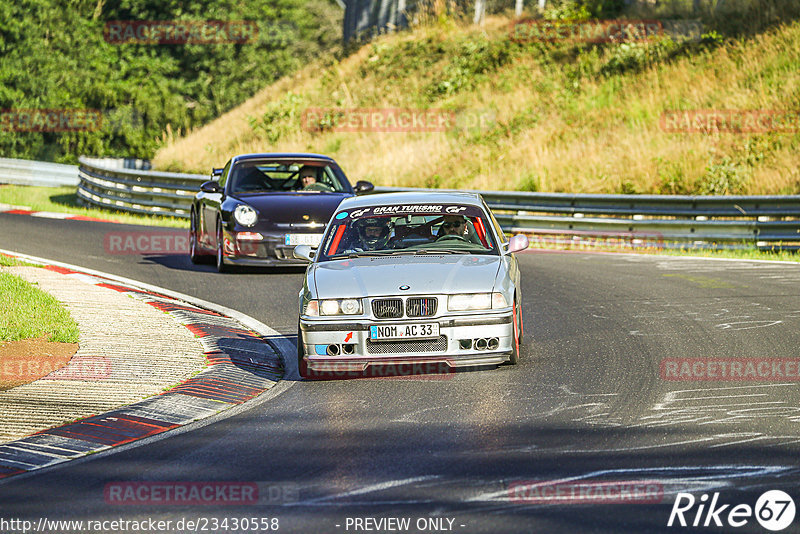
[351,217,392,251]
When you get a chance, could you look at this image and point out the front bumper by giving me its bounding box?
[221,230,315,266]
[299,312,514,372]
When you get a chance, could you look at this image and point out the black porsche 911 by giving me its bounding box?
[190,153,373,272]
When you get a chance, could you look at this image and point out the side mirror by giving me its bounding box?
[505,234,529,254]
[293,244,316,262]
[200,180,223,194]
[354,180,374,194]
[211,167,223,178]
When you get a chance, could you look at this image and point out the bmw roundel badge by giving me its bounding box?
[399,285,410,291]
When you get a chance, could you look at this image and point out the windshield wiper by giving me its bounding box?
[413,249,469,254]
[330,251,391,259]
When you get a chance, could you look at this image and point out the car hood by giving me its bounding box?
[310,255,503,298]
[233,193,349,228]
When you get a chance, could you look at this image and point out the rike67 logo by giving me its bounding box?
[668,490,796,531]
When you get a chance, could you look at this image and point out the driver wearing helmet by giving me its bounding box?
[350,217,392,251]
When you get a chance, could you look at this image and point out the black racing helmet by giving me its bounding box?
[353,217,391,249]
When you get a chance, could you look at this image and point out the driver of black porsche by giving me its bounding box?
[298,166,318,189]
[438,215,467,239]
[353,217,392,251]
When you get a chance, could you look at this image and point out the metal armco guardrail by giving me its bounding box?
[30,157,800,249]
[0,157,79,187]
[77,157,205,218]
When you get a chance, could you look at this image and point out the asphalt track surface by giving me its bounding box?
[1,212,800,533]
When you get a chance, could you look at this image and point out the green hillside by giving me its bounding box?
[155,0,800,195]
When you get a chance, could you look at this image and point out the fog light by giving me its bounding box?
[236,232,263,241]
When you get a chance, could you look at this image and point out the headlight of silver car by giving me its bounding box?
[305,298,363,316]
[233,204,258,227]
[447,292,508,311]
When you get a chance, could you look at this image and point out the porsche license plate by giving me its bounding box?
[370,323,439,341]
[285,233,323,246]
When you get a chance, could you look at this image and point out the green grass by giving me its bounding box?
[530,240,800,262]
[0,271,80,343]
[653,246,800,262]
[0,255,40,268]
[0,185,187,228]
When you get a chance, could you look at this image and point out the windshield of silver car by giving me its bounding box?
[317,204,499,260]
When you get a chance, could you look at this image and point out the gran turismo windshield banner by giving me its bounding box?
[337,204,485,220]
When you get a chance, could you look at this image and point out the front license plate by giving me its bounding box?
[285,233,323,246]
[369,323,439,341]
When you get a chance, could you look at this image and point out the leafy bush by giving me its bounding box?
[599,37,683,77]
[544,0,626,21]
[249,92,305,142]
[0,0,341,162]
[697,158,750,195]
[425,38,515,99]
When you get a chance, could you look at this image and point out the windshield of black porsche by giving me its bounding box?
[229,161,345,194]
[318,205,498,260]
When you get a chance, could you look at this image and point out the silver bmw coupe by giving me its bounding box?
[293,192,529,379]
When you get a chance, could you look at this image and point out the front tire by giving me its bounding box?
[297,322,310,379]
[189,210,210,264]
[508,299,521,365]
[216,220,229,273]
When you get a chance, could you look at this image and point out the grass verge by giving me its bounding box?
[0,185,187,228]
[0,271,80,343]
[0,255,40,268]
[529,240,800,262]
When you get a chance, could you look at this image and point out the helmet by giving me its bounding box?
[353,217,391,250]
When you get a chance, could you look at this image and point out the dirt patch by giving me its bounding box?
[0,337,79,391]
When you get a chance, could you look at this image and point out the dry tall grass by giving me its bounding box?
[154,14,800,194]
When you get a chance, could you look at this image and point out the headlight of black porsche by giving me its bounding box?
[233,204,258,227]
